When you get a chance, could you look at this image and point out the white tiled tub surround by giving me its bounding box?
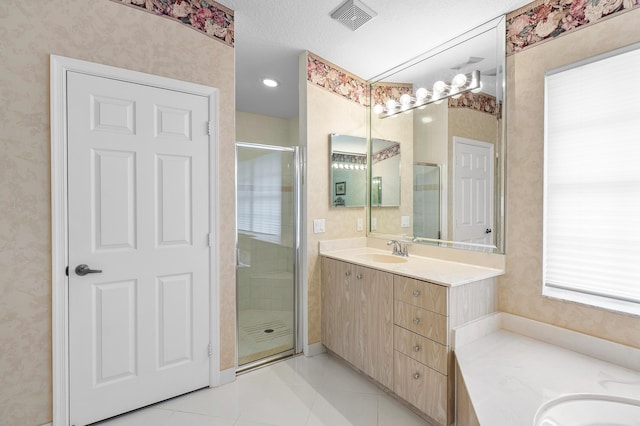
[454,312,640,426]
[318,238,505,287]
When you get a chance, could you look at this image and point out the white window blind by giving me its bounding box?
[543,45,640,314]
[237,152,282,236]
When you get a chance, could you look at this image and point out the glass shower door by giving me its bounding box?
[235,143,300,370]
[413,163,441,240]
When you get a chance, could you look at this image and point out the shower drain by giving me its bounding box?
[264,329,274,333]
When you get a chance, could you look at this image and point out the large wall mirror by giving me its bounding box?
[368,16,506,253]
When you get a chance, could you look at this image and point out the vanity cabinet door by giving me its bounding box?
[321,258,393,389]
[355,265,393,389]
[321,257,356,360]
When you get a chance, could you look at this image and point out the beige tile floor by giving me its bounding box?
[94,353,429,426]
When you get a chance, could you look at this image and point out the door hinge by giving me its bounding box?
[208,233,213,247]
[65,266,69,276]
[207,121,214,136]
[208,343,213,358]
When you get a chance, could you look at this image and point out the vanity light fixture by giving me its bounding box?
[262,78,279,88]
[373,70,481,118]
[332,161,366,170]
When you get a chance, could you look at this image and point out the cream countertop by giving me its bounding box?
[319,246,504,287]
[454,313,640,426]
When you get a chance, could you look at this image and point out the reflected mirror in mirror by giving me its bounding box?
[330,134,402,208]
[368,16,506,253]
[330,133,366,207]
[371,138,401,207]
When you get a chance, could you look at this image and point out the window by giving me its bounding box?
[543,43,640,316]
[237,151,282,236]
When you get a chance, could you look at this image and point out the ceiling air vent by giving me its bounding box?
[330,0,377,31]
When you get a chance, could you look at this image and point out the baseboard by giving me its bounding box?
[41,423,53,426]
[304,342,326,357]
[219,367,236,386]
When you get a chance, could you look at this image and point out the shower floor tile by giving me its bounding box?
[95,353,430,426]
[237,309,294,365]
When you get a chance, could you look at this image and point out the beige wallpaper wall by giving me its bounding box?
[369,113,414,237]
[501,7,640,348]
[305,83,368,344]
[0,1,235,424]
[237,111,298,147]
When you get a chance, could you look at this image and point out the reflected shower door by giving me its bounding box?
[413,163,441,239]
[235,143,300,370]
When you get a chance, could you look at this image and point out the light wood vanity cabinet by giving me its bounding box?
[320,257,393,389]
[321,255,498,426]
[392,276,450,425]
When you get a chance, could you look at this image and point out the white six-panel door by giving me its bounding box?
[453,136,494,246]
[67,71,211,425]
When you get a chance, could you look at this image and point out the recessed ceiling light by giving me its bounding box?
[262,78,278,88]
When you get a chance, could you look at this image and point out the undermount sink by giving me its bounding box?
[357,253,409,264]
[534,394,640,426]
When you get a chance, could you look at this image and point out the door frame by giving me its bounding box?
[50,55,220,426]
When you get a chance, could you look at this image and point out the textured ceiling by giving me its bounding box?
[217,0,531,118]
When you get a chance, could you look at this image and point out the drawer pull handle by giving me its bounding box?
[345,271,351,277]
[413,345,420,352]
[413,290,420,297]
[413,373,420,380]
[413,317,420,325]
[356,273,363,280]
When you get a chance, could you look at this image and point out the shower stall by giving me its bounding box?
[235,142,301,371]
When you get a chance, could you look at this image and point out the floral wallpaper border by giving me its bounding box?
[307,52,370,106]
[506,0,639,54]
[112,0,234,47]
[448,92,501,117]
[370,82,414,110]
[372,143,400,164]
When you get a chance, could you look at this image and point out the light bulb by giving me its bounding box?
[450,87,461,99]
[385,99,397,111]
[433,80,446,94]
[400,94,412,106]
[262,78,278,88]
[451,73,467,88]
[373,104,384,115]
[415,87,428,101]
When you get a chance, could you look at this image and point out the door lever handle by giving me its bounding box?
[75,264,103,276]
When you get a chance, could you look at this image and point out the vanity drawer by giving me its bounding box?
[394,300,448,345]
[394,325,447,375]
[394,351,447,425]
[394,276,447,315]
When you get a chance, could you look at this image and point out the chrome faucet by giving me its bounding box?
[387,240,410,257]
